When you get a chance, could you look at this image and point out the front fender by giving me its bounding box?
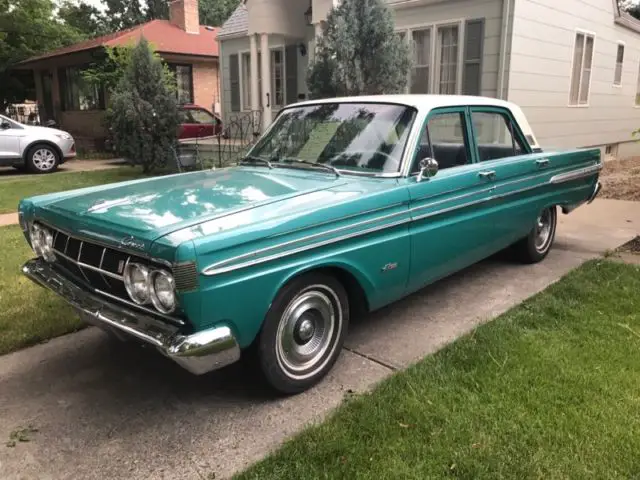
[195,223,411,349]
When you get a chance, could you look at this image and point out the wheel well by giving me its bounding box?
[313,266,370,319]
[23,141,63,163]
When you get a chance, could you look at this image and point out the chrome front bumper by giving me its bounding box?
[22,258,240,375]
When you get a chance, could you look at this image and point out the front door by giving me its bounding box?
[405,107,501,292]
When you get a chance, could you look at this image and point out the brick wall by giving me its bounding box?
[193,60,220,112]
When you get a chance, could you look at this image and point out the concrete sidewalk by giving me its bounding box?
[0,199,638,480]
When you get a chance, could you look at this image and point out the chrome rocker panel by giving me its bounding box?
[22,258,240,375]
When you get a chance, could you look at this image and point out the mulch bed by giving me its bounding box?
[600,156,640,202]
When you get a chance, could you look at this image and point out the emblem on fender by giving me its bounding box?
[119,236,145,251]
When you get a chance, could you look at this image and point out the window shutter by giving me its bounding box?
[463,19,484,96]
[229,54,240,112]
[285,45,298,105]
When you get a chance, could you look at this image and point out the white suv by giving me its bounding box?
[0,115,77,174]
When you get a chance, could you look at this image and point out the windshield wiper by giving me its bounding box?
[277,157,341,178]
[239,155,273,169]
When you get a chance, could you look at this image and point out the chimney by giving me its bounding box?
[169,0,200,34]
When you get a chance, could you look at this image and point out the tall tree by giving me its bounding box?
[107,37,179,172]
[307,0,411,98]
[0,0,81,109]
[58,0,108,38]
[146,0,169,21]
[199,0,241,26]
[104,0,145,31]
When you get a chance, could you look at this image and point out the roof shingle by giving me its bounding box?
[20,20,219,65]
[218,3,248,38]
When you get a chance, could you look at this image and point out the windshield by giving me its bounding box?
[248,102,417,175]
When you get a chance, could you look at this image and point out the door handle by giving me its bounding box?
[536,159,550,168]
[478,170,496,180]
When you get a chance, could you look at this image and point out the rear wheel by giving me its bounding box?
[257,273,349,395]
[26,144,59,174]
[512,206,557,264]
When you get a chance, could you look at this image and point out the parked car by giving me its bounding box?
[0,114,76,174]
[19,95,602,394]
[178,105,223,140]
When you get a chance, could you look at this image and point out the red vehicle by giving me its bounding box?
[178,105,223,140]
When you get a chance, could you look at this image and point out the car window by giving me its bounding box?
[412,111,470,173]
[471,111,527,162]
[182,109,216,124]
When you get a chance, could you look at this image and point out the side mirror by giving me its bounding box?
[417,157,438,182]
[0,121,10,130]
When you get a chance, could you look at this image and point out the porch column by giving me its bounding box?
[249,34,260,133]
[260,33,273,131]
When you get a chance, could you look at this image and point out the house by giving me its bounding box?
[16,0,220,149]
[218,0,640,158]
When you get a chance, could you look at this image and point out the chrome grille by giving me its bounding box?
[46,226,185,325]
[173,262,199,292]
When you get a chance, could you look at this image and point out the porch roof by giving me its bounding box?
[218,3,248,39]
[19,20,220,66]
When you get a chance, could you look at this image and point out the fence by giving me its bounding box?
[4,104,42,125]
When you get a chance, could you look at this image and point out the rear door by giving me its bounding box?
[467,107,557,246]
[406,107,501,292]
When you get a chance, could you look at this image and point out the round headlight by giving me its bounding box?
[150,270,176,314]
[124,262,151,305]
[30,224,55,261]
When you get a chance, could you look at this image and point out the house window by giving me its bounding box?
[411,28,431,94]
[271,49,285,108]
[614,43,625,86]
[168,64,194,105]
[437,25,459,94]
[399,19,483,96]
[569,32,595,105]
[59,66,104,111]
[241,52,262,110]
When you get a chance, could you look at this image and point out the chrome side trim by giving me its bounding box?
[203,217,412,276]
[204,164,602,277]
[550,164,602,184]
[23,258,239,376]
[203,207,410,274]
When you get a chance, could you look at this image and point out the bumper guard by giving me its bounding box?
[22,258,240,375]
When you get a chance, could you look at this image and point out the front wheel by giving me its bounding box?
[512,206,557,264]
[257,273,349,395]
[26,144,59,174]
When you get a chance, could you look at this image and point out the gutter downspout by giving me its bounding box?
[497,0,512,100]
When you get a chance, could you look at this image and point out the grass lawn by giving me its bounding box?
[237,260,640,480]
[0,226,82,355]
[0,168,146,214]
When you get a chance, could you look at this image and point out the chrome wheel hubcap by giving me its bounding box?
[275,286,342,380]
[535,209,553,252]
[32,149,56,170]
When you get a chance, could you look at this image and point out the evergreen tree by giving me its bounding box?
[307,0,411,99]
[107,38,179,173]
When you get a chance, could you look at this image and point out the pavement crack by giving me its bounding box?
[343,347,398,372]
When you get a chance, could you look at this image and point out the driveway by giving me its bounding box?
[0,199,638,480]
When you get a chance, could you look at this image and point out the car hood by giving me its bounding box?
[37,168,350,242]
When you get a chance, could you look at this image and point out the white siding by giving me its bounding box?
[392,0,505,98]
[508,0,640,152]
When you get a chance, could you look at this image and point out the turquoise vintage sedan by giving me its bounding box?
[19,95,602,394]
